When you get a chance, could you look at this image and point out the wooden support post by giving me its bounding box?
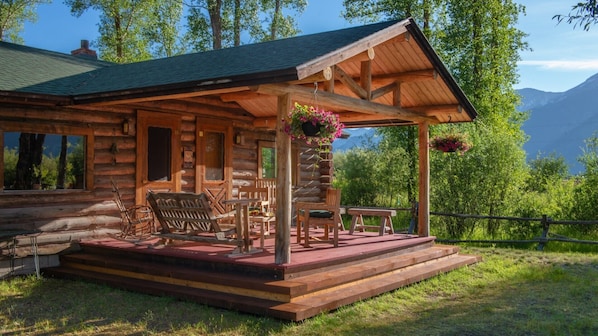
[418,122,430,237]
[275,94,293,264]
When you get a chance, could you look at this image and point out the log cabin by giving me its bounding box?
[1,18,480,319]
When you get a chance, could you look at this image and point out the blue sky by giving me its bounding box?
[21,0,598,93]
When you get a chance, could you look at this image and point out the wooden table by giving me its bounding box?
[223,198,261,255]
[348,208,396,236]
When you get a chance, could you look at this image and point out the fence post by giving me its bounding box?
[537,214,550,251]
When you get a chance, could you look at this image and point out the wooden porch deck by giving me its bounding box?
[44,229,481,321]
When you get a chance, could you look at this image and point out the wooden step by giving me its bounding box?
[44,242,481,321]
[43,266,295,320]
[46,252,479,321]
[57,254,295,302]
[271,254,481,321]
[55,245,462,300]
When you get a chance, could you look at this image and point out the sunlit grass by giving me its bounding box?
[1,247,597,335]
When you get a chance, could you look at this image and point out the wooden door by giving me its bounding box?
[135,111,181,204]
[196,118,232,216]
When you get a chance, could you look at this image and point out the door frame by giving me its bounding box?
[195,117,233,214]
[135,110,181,204]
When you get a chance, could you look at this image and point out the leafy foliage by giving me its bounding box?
[334,141,409,208]
[0,0,49,43]
[65,0,182,63]
[526,153,569,193]
[185,0,306,51]
[554,0,598,31]
[569,134,598,223]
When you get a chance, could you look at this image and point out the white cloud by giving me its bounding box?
[519,60,598,70]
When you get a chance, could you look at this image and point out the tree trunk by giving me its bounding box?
[209,0,223,50]
[57,135,68,189]
[15,133,45,189]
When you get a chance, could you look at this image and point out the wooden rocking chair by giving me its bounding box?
[111,179,154,239]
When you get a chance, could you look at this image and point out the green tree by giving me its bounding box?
[343,0,440,206]
[570,134,598,221]
[343,0,443,38]
[554,0,598,31]
[145,0,185,57]
[185,0,305,51]
[334,149,379,206]
[526,153,569,193]
[0,0,49,43]
[341,0,530,238]
[66,0,183,62]
[255,0,306,41]
[431,0,528,237]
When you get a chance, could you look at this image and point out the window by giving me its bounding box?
[147,126,172,182]
[1,122,93,192]
[205,131,225,181]
[260,145,276,178]
[258,141,299,185]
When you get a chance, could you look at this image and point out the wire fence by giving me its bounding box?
[343,204,598,251]
[430,212,598,250]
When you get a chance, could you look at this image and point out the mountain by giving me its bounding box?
[332,73,598,175]
[332,128,381,151]
[520,73,598,174]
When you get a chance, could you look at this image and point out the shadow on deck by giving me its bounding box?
[44,230,481,321]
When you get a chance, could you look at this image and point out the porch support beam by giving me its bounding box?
[334,65,368,100]
[275,93,293,265]
[417,121,430,237]
[254,83,438,124]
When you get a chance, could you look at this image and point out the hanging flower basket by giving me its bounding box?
[430,133,471,154]
[282,102,344,146]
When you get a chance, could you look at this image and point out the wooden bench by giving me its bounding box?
[348,208,396,236]
[146,191,240,247]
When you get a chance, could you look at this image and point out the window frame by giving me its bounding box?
[1,121,95,193]
[258,140,299,186]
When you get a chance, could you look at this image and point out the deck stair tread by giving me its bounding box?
[276,253,480,320]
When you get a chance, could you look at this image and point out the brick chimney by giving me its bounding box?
[71,40,97,59]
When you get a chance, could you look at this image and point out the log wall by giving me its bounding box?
[0,103,325,259]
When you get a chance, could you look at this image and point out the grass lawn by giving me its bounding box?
[1,247,597,335]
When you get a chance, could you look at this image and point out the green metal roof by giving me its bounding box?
[0,42,111,95]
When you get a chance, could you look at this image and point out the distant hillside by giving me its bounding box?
[519,73,598,174]
[332,128,381,152]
